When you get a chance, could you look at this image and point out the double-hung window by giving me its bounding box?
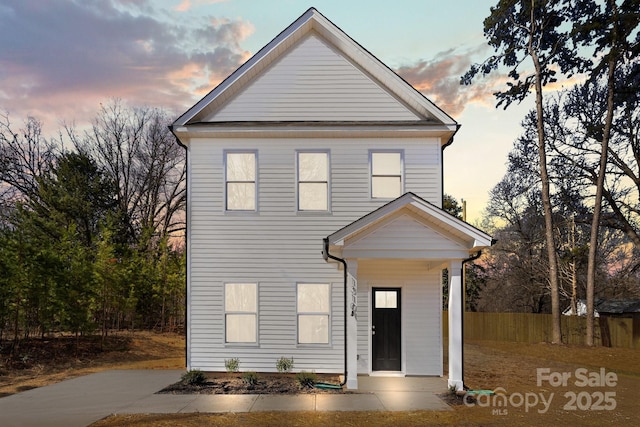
[297,283,330,344]
[297,151,329,211]
[371,151,403,198]
[225,283,257,343]
[225,152,256,211]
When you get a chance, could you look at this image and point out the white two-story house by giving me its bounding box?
[171,8,492,391]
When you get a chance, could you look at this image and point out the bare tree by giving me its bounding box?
[462,0,586,343]
[0,112,56,211]
[65,101,186,248]
[569,0,639,345]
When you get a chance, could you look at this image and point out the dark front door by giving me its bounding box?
[372,288,401,371]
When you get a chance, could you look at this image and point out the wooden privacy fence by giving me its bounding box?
[442,311,639,349]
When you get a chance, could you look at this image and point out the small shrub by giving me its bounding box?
[225,357,240,373]
[276,356,294,373]
[242,371,259,386]
[181,369,206,385]
[296,370,317,389]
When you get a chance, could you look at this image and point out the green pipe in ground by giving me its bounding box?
[314,382,342,390]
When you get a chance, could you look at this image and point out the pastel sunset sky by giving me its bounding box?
[1,0,544,223]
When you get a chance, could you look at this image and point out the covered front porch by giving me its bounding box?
[324,193,492,390]
[340,375,452,411]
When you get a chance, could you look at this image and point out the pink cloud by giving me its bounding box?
[395,46,505,118]
[0,0,252,133]
[174,0,227,12]
[174,0,191,12]
[398,50,587,117]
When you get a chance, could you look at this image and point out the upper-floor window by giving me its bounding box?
[225,152,256,211]
[297,151,329,211]
[371,151,403,198]
[225,283,257,343]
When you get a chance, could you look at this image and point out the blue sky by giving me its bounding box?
[0,0,538,223]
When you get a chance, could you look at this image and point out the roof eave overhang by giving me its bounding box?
[171,122,458,143]
[327,192,493,259]
[340,248,477,260]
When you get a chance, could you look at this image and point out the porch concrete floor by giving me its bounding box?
[356,375,448,392]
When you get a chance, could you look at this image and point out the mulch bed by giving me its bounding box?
[158,372,349,395]
[437,391,476,406]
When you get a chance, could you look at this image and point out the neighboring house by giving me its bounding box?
[596,300,640,318]
[563,300,600,317]
[564,299,640,319]
[171,8,492,391]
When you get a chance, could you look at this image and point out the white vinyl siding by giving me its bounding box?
[356,288,369,373]
[342,212,469,259]
[403,273,442,376]
[297,283,330,344]
[297,151,329,211]
[357,260,442,376]
[225,152,256,211]
[371,151,403,199]
[225,283,257,343]
[206,35,421,122]
[178,9,463,377]
[187,136,441,373]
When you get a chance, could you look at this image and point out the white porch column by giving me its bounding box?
[346,260,358,389]
[448,260,464,391]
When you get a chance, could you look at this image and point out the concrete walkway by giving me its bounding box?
[0,370,451,427]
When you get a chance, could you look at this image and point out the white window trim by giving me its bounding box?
[296,150,331,213]
[369,150,404,199]
[224,282,259,345]
[296,283,331,346]
[224,150,258,213]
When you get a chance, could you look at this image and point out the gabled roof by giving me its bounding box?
[327,192,493,254]
[597,299,640,314]
[563,299,640,316]
[172,7,457,129]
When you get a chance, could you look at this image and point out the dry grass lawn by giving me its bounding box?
[2,331,639,426]
[96,337,640,426]
[0,331,184,397]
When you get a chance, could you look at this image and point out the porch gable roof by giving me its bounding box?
[327,193,493,258]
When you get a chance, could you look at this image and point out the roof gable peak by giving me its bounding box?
[173,8,457,128]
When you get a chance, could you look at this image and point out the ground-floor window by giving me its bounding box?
[297,283,330,344]
[225,283,257,343]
